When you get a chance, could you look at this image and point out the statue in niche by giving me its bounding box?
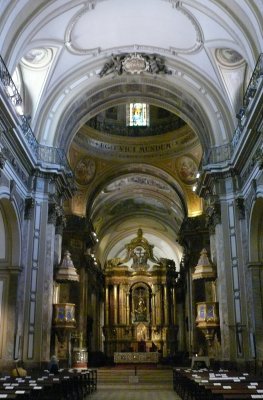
[134,296,147,321]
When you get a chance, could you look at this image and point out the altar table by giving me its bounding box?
[114,352,160,364]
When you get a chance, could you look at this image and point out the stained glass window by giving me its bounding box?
[126,103,149,126]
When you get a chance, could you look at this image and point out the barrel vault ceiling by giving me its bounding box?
[0,0,262,266]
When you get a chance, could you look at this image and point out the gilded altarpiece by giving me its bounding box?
[103,229,178,359]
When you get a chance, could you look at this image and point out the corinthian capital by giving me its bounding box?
[205,197,221,234]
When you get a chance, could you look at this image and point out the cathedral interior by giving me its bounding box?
[0,0,262,372]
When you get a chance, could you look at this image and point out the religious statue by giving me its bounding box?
[134,296,147,321]
[99,55,122,77]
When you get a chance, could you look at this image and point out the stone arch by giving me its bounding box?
[248,196,263,360]
[249,197,263,263]
[0,194,21,270]
[88,164,187,222]
[0,194,21,363]
[55,78,225,153]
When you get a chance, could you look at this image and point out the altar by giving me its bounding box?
[104,230,178,360]
[114,352,160,364]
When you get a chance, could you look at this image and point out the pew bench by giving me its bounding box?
[0,368,97,400]
[173,368,263,400]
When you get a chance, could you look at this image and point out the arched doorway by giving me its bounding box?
[0,197,21,367]
[249,197,263,362]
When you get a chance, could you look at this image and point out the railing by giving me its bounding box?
[203,143,232,166]
[37,144,72,175]
[203,53,263,166]
[0,55,72,176]
[87,115,186,137]
[243,52,263,108]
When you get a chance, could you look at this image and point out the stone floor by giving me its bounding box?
[91,366,183,399]
[89,388,182,399]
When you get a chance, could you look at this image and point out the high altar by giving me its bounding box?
[103,229,178,359]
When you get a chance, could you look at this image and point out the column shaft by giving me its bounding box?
[113,284,118,324]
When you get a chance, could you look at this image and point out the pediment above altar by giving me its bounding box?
[106,229,162,272]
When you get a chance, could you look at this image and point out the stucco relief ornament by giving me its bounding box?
[21,48,53,68]
[122,53,149,74]
[177,156,198,184]
[215,48,243,67]
[75,157,96,185]
[0,149,6,172]
[99,53,171,77]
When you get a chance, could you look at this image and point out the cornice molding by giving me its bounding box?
[74,124,198,161]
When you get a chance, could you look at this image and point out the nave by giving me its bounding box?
[0,0,262,375]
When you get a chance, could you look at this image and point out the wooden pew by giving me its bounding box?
[173,368,263,400]
[0,368,97,400]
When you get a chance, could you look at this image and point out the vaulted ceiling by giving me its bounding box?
[0,0,262,266]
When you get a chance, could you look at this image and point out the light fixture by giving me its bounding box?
[196,172,200,179]
[192,185,197,192]
[15,105,23,115]
[5,85,14,97]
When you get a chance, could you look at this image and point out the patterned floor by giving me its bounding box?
[89,389,182,399]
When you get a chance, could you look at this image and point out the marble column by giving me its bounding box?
[248,263,263,360]
[155,285,161,325]
[164,285,169,325]
[79,266,88,347]
[105,286,109,325]
[126,290,130,325]
[119,284,125,324]
[172,287,177,325]
[113,284,118,325]
[22,180,58,364]
[151,290,156,325]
